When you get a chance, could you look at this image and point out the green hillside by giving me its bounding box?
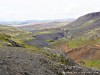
[51,12,100,70]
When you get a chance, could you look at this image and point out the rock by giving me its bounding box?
[8,40,23,47]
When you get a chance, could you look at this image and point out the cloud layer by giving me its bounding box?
[0,0,99,21]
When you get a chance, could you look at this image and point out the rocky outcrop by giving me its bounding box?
[0,47,99,75]
[8,40,23,47]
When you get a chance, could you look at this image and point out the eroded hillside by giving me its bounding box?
[51,12,100,70]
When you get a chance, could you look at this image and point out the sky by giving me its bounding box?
[0,0,100,21]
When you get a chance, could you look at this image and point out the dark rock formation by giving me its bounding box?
[8,40,23,47]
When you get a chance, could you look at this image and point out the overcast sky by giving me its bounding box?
[0,0,100,21]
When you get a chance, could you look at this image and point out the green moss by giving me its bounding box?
[80,60,100,70]
[51,38,68,46]
[12,40,40,51]
[0,33,11,41]
[0,33,11,46]
[0,25,33,43]
[67,37,88,48]
[23,44,39,51]
[45,39,55,43]
[44,50,68,65]
[67,37,99,49]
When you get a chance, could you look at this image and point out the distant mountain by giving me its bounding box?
[19,21,71,31]
[0,20,42,25]
[0,19,75,26]
[65,12,100,37]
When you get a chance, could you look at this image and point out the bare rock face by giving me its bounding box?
[85,12,100,18]
[0,47,99,75]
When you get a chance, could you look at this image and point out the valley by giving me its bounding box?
[0,12,100,75]
[19,12,100,70]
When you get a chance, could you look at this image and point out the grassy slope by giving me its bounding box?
[51,13,100,70]
[0,25,39,50]
[51,27,100,70]
[67,28,100,49]
[81,60,100,70]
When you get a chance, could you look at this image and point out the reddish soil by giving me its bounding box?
[66,45,100,62]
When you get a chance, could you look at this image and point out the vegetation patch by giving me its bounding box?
[80,60,100,70]
[44,50,68,65]
[0,26,35,48]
